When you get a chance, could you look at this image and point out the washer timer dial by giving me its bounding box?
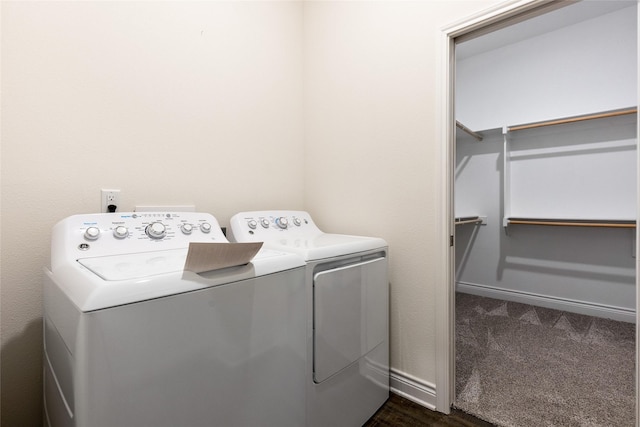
[275,217,289,229]
[146,222,167,239]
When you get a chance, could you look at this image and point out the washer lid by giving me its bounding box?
[78,249,187,281]
[51,248,304,312]
[266,233,387,261]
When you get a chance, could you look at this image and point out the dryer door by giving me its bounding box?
[313,256,387,383]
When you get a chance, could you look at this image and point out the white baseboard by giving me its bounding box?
[457,281,636,323]
[389,368,437,411]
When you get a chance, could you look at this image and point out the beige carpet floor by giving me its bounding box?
[455,293,635,427]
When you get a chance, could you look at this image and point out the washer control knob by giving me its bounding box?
[181,223,194,235]
[292,217,301,226]
[200,222,212,233]
[260,218,270,229]
[146,222,167,239]
[275,217,288,229]
[247,220,257,230]
[113,226,129,239]
[84,226,101,240]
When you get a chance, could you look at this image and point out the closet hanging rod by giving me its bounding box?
[507,218,636,228]
[507,108,637,132]
[456,120,483,141]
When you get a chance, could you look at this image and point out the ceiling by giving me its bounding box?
[456,0,636,60]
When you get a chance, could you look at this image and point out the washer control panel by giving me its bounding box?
[51,212,227,269]
[229,210,321,242]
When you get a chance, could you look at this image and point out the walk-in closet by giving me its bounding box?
[453,2,637,425]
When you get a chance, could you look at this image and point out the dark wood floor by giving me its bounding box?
[363,393,495,427]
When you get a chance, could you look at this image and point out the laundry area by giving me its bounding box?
[1,1,638,426]
[454,2,637,425]
[43,210,388,426]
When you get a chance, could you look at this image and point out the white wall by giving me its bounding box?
[456,6,638,132]
[456,131,636,319]
[1,2,304,425]
[455,5,637,320]
[1,1,504,424]
[303,0,500,402]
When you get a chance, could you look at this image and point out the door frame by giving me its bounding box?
[434,0,640,419]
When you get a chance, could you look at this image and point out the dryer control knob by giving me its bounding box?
[113,226,129,239]
[200,222,212,233]
[181,223,194,235]
[146,222,167,239]
[292,217,301,226]
[247,220,257,230]
[275,217,288,229]
[84,226,101,240]
[260,218,270,228]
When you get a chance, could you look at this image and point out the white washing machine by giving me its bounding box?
[229,210,389,427]
[43,212,307,427]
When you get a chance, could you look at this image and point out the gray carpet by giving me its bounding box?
[454,293,635,427]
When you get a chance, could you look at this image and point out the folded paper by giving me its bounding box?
[184,242,263,273]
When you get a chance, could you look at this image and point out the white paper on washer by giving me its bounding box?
[184,242,263,273]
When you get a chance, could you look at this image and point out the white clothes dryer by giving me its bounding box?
[229,210,389,427]
[43,212,306,427]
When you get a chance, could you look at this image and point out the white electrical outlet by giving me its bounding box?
[101,189,121,213]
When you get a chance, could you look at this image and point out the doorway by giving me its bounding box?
[436,0,639,423]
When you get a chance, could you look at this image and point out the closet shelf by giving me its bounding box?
[455,216,485,226]
[507,107,637,132]
[505,218,636,228]
[456,121,483,141]
[501,107,637,235]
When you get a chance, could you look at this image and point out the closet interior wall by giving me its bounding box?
[454,4,638,322]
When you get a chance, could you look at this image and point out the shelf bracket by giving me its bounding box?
[456,120,483,141]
